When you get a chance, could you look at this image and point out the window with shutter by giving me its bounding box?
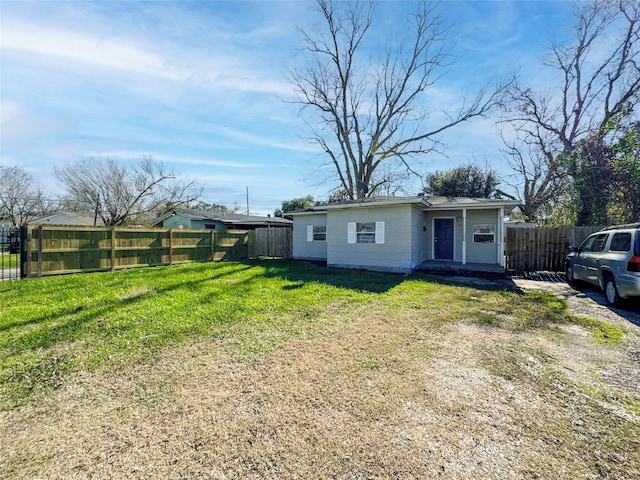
[375,221,385,244]
[347,223,356,243]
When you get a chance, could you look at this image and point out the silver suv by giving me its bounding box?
[565,223,640,307]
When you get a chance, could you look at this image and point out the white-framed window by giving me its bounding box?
[472,224,495,244]
[306,225,326,241]
[347,221,385,244]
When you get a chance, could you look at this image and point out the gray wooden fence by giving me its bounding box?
[505,226,603,273]
[254,227,292,258]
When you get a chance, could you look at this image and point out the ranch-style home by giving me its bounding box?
[291,196,521,274]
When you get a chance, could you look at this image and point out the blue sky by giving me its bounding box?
[1,0,573,215]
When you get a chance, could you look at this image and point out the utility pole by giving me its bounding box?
[246,187,249,215]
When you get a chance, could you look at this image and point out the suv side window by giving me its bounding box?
[580,235,597,252]
[591,233,609,252]
[580,233,608,252]
[609,233,631,252]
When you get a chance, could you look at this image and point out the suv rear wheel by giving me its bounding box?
[603,274,620,307]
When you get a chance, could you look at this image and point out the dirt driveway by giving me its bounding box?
[511,275,640,329]
[435,273,640,329]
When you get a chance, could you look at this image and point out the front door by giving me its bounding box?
[434,218,454,260]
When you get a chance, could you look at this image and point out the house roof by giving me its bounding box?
[151,208,292,227]
[290,196,521,215]
[29,211,104,226]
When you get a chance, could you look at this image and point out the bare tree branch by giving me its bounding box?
[502,0,640,221]
[290,0,509,199]
[55,156,203,226]
[0,166,49,226]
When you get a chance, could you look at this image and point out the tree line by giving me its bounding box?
[0,157,204,227]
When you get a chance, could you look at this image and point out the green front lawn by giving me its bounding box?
[1,260,638,479]
[0,259,572,408]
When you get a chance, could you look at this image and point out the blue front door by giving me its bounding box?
[434,218,454,260]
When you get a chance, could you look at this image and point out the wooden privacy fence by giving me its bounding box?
[21,225,255,278]
[254,227,292,258]
[505,226,603,273]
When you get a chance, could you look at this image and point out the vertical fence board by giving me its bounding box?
[36,225,43,277]
[253,228,292,258]
[505,226,603,272]
[19,225,274,277]
[25,226,32,278]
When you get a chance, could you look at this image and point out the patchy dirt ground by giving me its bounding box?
[1,278,639,480]
[511,276,640,329]
[440,273,640,329]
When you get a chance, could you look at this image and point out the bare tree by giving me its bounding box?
[55,156,203,226]
[0,166,48,226]
[502,0,640,222]
[291,0,508,199]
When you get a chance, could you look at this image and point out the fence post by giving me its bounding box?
[23,225,31,278]
[110,226,116,271]
[36,225,43,277]
[169,229,174,265]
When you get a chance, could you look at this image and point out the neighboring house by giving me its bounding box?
[504,219,535,229]
[291,196,521,274]
[29,212,103,226]
[151,208,292,231]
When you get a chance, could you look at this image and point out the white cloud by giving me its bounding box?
[209,125,320,153]
[1,19,292,97]
[1,21,189,81]
[85,151,264,169]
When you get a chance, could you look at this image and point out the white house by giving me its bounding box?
[291,196,521,274]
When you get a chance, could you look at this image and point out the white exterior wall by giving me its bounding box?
[293,203,505,271]
[292,213,328,260]
[327,205,416,273]
[465,209,500,264]
[411,206,429,265]
[423,208,501,264]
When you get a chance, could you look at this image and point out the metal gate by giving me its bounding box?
[1,225,21,280]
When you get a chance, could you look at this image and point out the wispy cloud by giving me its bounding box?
[1,17,292,97]
[209,125,319,153]
[83,151,264,169]
[1,21,187,80]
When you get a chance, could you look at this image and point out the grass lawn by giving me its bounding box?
[0,252,19,269]
[1,260,639,479]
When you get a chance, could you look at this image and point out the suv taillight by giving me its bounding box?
[628,256,640,272]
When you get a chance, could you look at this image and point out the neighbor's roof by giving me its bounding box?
[29,211,105,226]
[151,208,292,226]
[289,196,521,215]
